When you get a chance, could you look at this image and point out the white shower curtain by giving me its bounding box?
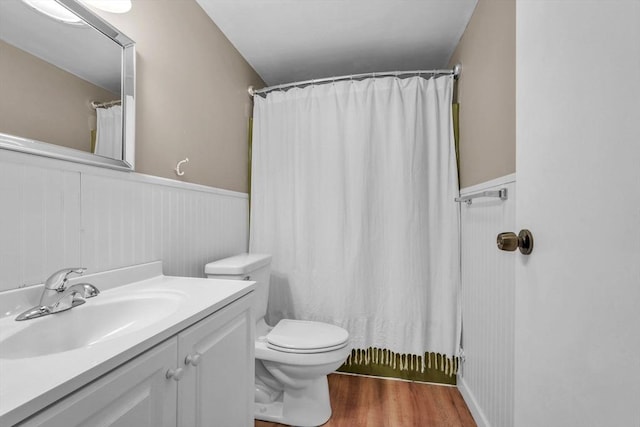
[95,105,123,160]
[250,76,461,359]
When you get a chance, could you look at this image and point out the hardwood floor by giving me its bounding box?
[255,373,477,427]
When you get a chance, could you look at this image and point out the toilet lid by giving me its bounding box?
[266,319,349,353]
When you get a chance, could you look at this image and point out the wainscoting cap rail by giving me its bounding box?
[455,188,508,205]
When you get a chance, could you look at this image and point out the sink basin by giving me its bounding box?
[0,290,185,359]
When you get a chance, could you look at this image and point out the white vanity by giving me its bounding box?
[0,262,255,426]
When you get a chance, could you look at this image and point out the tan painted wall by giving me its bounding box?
[448,0,515,188]
[95,0,264,192]
[0,40,117,153]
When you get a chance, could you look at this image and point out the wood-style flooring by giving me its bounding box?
[255,373,477,427]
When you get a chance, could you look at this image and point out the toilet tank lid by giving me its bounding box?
[205,253,272,275]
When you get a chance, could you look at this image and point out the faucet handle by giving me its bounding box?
[77,283,100,298]
[44,267,86,291]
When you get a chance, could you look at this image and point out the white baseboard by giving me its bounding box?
[457,374,490,427]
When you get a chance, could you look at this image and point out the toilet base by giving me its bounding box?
[255,401,285,424]
[254,375,332,427]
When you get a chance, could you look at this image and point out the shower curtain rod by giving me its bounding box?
[249,64,462,97]
[91,99,121,109]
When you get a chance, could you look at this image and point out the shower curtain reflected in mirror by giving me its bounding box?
[250,76,461,376]
[94,105,122,160]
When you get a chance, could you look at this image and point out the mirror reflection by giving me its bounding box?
[0,0,134,167]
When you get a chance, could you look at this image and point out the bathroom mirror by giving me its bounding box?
[0,0,135,170]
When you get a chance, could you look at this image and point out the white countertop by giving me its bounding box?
[0,262,254,426]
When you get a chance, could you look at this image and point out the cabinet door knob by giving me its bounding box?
[166,367,184,381]
[185,353,202,366]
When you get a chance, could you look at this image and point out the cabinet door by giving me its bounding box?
[178,294,254,427]
[18,339,178,427]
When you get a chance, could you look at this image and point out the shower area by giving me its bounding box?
[248,68,464,384]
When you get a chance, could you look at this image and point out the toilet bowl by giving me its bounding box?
[205,253,350,427]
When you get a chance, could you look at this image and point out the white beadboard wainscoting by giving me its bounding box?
[457,174,516,427]
[0,150,248,293]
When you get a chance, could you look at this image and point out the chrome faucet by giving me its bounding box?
[15,268,100,321]
[40,267,88,306]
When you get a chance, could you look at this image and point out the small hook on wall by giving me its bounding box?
[175,158,189,176]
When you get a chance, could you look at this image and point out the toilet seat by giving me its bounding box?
[266,319,349,354]
[267,341,348,354]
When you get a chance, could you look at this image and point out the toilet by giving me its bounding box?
[205,253,350,427]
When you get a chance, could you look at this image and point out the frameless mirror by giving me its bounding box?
[0,0,135,170]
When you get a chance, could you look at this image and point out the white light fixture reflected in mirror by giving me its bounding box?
[21,0,131,25]
[21,0,83,23]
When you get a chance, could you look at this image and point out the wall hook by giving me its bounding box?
[175,158,189,176]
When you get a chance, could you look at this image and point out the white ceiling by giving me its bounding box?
[195,0,478,86]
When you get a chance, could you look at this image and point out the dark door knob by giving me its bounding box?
[497,229,534,255]
[497,232,519,251]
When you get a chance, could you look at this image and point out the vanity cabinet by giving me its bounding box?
[17,294,254,427]
[178,294,254,427]
[17,339,178,427]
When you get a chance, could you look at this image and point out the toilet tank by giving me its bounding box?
[204,253,272,322]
